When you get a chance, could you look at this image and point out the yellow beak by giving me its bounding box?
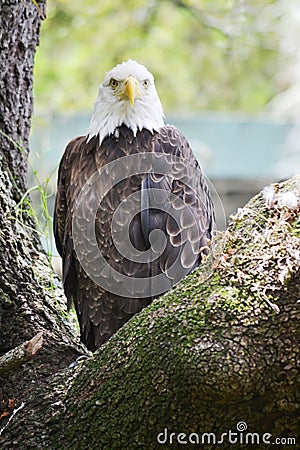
[124,75,139,107]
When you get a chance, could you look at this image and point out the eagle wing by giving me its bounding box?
[140,126,215,285]
[54,125,215,351]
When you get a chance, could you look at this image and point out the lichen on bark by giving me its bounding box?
[2,176,298,450]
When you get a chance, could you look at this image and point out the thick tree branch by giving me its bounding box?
[0,175,299,449]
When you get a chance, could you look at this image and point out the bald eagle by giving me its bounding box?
[54,60,215,351]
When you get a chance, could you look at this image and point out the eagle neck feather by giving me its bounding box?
[87,91,164,145]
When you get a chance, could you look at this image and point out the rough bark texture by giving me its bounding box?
[0,0,86,441]
[0,331,43,375]
[0,0,44,195]
[1,176,299,449]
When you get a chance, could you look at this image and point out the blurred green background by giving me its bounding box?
[29,0,300,252]
[33,0,282,114]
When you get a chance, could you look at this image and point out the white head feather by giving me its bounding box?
[87,60,165,144]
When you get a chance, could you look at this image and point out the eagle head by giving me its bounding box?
[87,60,165,144]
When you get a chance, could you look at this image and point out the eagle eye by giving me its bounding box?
[143,79,150,88]
[109,78,119,89]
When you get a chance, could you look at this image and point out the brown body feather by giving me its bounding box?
[54,125,215,351]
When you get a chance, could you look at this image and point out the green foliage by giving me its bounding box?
[34,0,281,115]
[0,130,55,265]
[16,168,56,264]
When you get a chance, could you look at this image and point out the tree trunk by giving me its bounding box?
[1,176,299,449]
[0,0,86,439]
[0,0,42,194]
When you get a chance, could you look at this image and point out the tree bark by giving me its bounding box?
[0,1,86,442]
[1,176,299,449]
[0,0,44,194]
[0,331,43,375]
